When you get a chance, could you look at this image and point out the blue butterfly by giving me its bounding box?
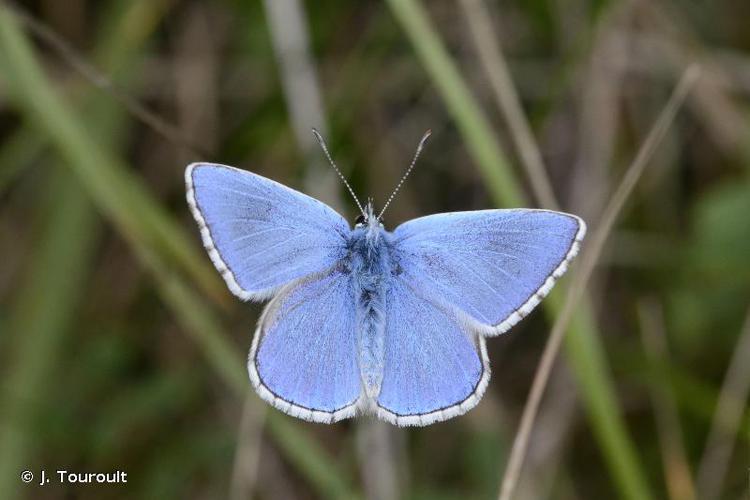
[185,131,585,426]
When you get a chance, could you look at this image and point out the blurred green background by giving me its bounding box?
[0,0,749,499]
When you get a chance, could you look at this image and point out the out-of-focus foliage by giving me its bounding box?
[0,0,748,499]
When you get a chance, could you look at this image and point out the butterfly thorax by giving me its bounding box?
[348,216,393,402]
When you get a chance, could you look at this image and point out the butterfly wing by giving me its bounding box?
[249,265,361,422]
[393,209,585,335]
[376,277,489,426]
[186,163,350,300]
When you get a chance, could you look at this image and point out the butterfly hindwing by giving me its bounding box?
[376,277,489,426]
[393,209,585,335]
[186,163,350,300]
[249,266,361,423]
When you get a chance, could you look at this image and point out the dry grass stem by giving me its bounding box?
[458,0,558,210]
[515,364,578,499]
[357,420,401,500]
[637,298,696,500]
[636,1,750,155]
[570,3,631,223]
[263,1,399,497]
[229,391,267,500]
[497,65,700,500]
[172,3,220,161]
[696,307,750,500]
[2,1,209,157]
[262,0,345,212]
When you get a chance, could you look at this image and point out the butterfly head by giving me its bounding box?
[354,200,384,232]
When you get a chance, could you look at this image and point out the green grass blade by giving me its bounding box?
[0,168,98,499]
[385,2,652,498]
[384,0,524,208]
[0,5,227,307]
[0,9,358,498]
[561,296,653,500]
[0,125,43,195]
[137,241,361,500]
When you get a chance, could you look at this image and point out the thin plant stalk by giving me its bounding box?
[357,421,401,500]
[0,9,359,499]
[136,234,360,500]
[637,298,696,500]
[497,65,700,500]
[264,0,402,495]
[0,3,227,306]
[384,0,525,208]
[0,168,98,500]
[263,1,399,497]
[569,3,630,224]
[0,125,43,194]
[456,6,611,495]
[229,391,266,500]
[458,0,558,209]
[262,0,345,213]
[386,1,653,497]
[0,2,164,495]
[696,307,750,500]
[3,1,207,157]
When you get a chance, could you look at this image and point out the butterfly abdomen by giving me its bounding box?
[350,228,391,401]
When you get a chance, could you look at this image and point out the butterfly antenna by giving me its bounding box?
[378,129,431,220]
[312,128,366,217]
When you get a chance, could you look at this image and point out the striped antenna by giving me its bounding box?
[312,129,366,217]
[378,130,431,220]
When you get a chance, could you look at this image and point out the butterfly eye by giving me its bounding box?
[355,214,367,226]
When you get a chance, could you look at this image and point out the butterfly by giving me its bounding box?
[185,130,586,426]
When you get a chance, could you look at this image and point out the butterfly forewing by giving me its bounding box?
[393,209,585,336]
[186,163,350,301]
